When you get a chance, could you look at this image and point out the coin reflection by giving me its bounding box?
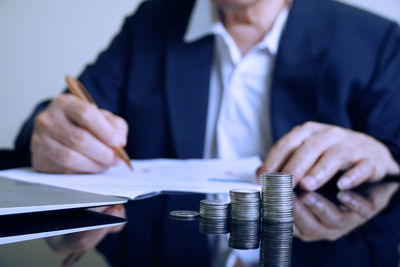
[229,219,260,250]
[199,218,229,235]
[260,221,293,267]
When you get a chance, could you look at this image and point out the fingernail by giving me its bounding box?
[337,178,351,190]
[303,194,317,206]
[302,176,317,190]
[110,134,122,147]
[337,192,351,203]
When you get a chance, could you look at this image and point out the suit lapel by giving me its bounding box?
[164,0,329,155]
[164,8,214,158]
[270,0,329,140]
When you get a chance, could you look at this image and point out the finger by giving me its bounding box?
[34,133,107,173]
[282,129,342,186]
[338,205,352,213]
[105,205,126,232]
[337,159,374,190]
[101,110,129,147]
[293,194,329,240]
[368,182,399,208]
[259,122,325,174]
[105,204,126,218]
[32,134,75,173]
[57,95,123,147]
[88,205,126,232]
[256,166,263,183]
[46,235,65,253]
[63,228,109,253]
[89,204,125,218]
[88,206,109,213]
[62,252,85,267]
[32,152,72,173]
[293,224,301,238]
[301,192,347,228]
[337,191,374,218]
[42,114,118,167]
[256,166,264,178]
[299,146,346,191]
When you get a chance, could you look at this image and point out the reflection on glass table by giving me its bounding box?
[46,205,126,267]
[1,181,399,267]
[293,182,399,242]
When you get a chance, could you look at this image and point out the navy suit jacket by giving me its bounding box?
[14,0,400,165]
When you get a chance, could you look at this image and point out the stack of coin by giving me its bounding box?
[229,219,260,250]
[199,199,230,220]
[261,173,293,223]
[199,218,229,235]
[229,189,260,221]
[260,222,293,267]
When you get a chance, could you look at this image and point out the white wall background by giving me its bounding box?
[0,0,399,149]
[0,0,143,149]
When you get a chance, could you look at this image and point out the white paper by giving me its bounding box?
[0,157,262,199]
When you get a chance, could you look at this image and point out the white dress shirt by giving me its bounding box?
[184,0,290,160]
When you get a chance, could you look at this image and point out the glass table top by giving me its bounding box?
[0,180,399,267]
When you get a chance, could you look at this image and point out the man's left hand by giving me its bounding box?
[257,121,400,191]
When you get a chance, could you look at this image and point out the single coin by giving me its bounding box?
[169,210,200,220]
[230,188,260,194]
[200,199,230,205]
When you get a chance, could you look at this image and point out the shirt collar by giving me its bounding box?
[257,6,290,54]
[183,0,292,55]
[183,0,219,43]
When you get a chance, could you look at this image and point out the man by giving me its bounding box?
[15,0,400,191]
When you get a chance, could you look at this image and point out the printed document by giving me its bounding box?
[0,157,262,199]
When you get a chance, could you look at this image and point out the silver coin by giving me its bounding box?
[200,199,230,205]
[169,210,200,219]
[230,188,260,194]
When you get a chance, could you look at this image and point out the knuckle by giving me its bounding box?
[31,134,42,147]
[373,166,385,180]
[53,94,70,105]
[69,130,86,148]
[330,145,347,161]
[325,126,341,137]
[58,150,74,166]
[327,234,340,241]
[79,104,96,124]
[293,125,302,132]
[313,165,328,180]
[291,125,303,135]
[303,137,320,149]
[34,112,51,128]
[358,160,374,176]
[301,229,317,238]
[330,145,342,154]
[302,121,315,129]
[274,138,289,151]
[334,216,346,228]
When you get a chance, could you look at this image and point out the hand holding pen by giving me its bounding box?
[31,75,132,173]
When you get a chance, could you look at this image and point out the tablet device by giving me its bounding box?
[0,209,126,245]
[0,177,127,216]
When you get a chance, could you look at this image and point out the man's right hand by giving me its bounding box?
[31,94,128,173]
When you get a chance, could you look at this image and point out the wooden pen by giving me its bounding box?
[65,75,133,171]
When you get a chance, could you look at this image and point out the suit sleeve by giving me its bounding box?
[351,23,400,164]
[13,6,141,166]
